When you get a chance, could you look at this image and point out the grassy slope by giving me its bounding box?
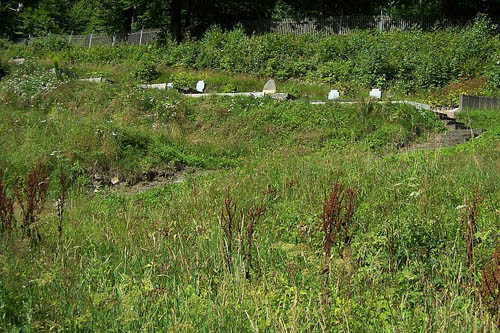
[4,17,500,104]
[2,50,500,330]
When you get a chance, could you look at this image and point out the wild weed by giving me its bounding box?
[0,167,14,232]
[321,180,356,263]
[480,246,500,328]
[56,168,67,239]
[220,190,265,279]
[244,206,265,280]
[14,160,49,242]
[461,190,481,276]
[221,192,238,272]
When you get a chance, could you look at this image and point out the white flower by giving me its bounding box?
[456,205,467,210]
[409,191,420,198]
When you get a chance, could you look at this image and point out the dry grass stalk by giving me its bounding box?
[322,181,356,261]
[57,168,67,239]
[245,206,265,280]
[221,191,237,272]
[480,246,500,328]
[320,180,356,305]
[461,191,481,274]
[14,160,49,242]
[220,189,266,279]
[0,167,14,232]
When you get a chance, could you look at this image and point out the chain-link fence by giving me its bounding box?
[26,28,161,47]
[24,16,499,47]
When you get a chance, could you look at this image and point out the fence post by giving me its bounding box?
[112,34,116,47]
[139,29,144,45]
[377,9,386,32]
[68,31,73,44]
[339,12,343,34]
[89,33,93,48]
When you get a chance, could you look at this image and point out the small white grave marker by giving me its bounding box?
[369,89,382,99]
[196,80,206,93]
[328,90,340,100]
[167,82,174,89]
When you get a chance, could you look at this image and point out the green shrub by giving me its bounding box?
[30,35,71,52]
[11,16,500,94]
[132,60,160,83]
[488,60,500,90]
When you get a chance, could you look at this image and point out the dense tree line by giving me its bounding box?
[1,0,500,40]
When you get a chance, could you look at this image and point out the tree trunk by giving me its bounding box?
[185,0,192,33]
[123,7,134,36]
[170,0,183,42]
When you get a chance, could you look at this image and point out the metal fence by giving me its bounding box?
[25,16,497,47]
[242,16,474,35]
[460,95,500,110]
[28,28,161,47]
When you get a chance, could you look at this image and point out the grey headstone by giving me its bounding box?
[196,80,205,93]
[328,90,340,100]
[369,89,382,99]
[263,79,277,94]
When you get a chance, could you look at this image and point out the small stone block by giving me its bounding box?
[196,80,206,93]
[369,89,382,99]
[8,58,25,65]
[167,82,174,89]
[328,90,340,100]
[263,79,277,94]
[79,77,106,83]
[138,83,167,89]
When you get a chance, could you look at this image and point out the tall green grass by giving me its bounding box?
[2,46,500,331]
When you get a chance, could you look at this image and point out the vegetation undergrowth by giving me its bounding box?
[2,16,500,104]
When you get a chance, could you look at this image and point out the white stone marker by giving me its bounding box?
[369,88,382,99]
[328,90,340,100]
[263,79,277,94]
[196,80,206,93]
[167,82,174,89]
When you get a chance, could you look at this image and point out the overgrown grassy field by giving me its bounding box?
[2,25,500,331]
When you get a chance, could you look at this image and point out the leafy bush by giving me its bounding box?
[488,60,500,90]
[0,63,67,100]
[30,35,71,52]
[6,16,500,95]
[132,59,160,83]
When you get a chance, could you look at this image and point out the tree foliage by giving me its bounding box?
[1,0,500,40]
